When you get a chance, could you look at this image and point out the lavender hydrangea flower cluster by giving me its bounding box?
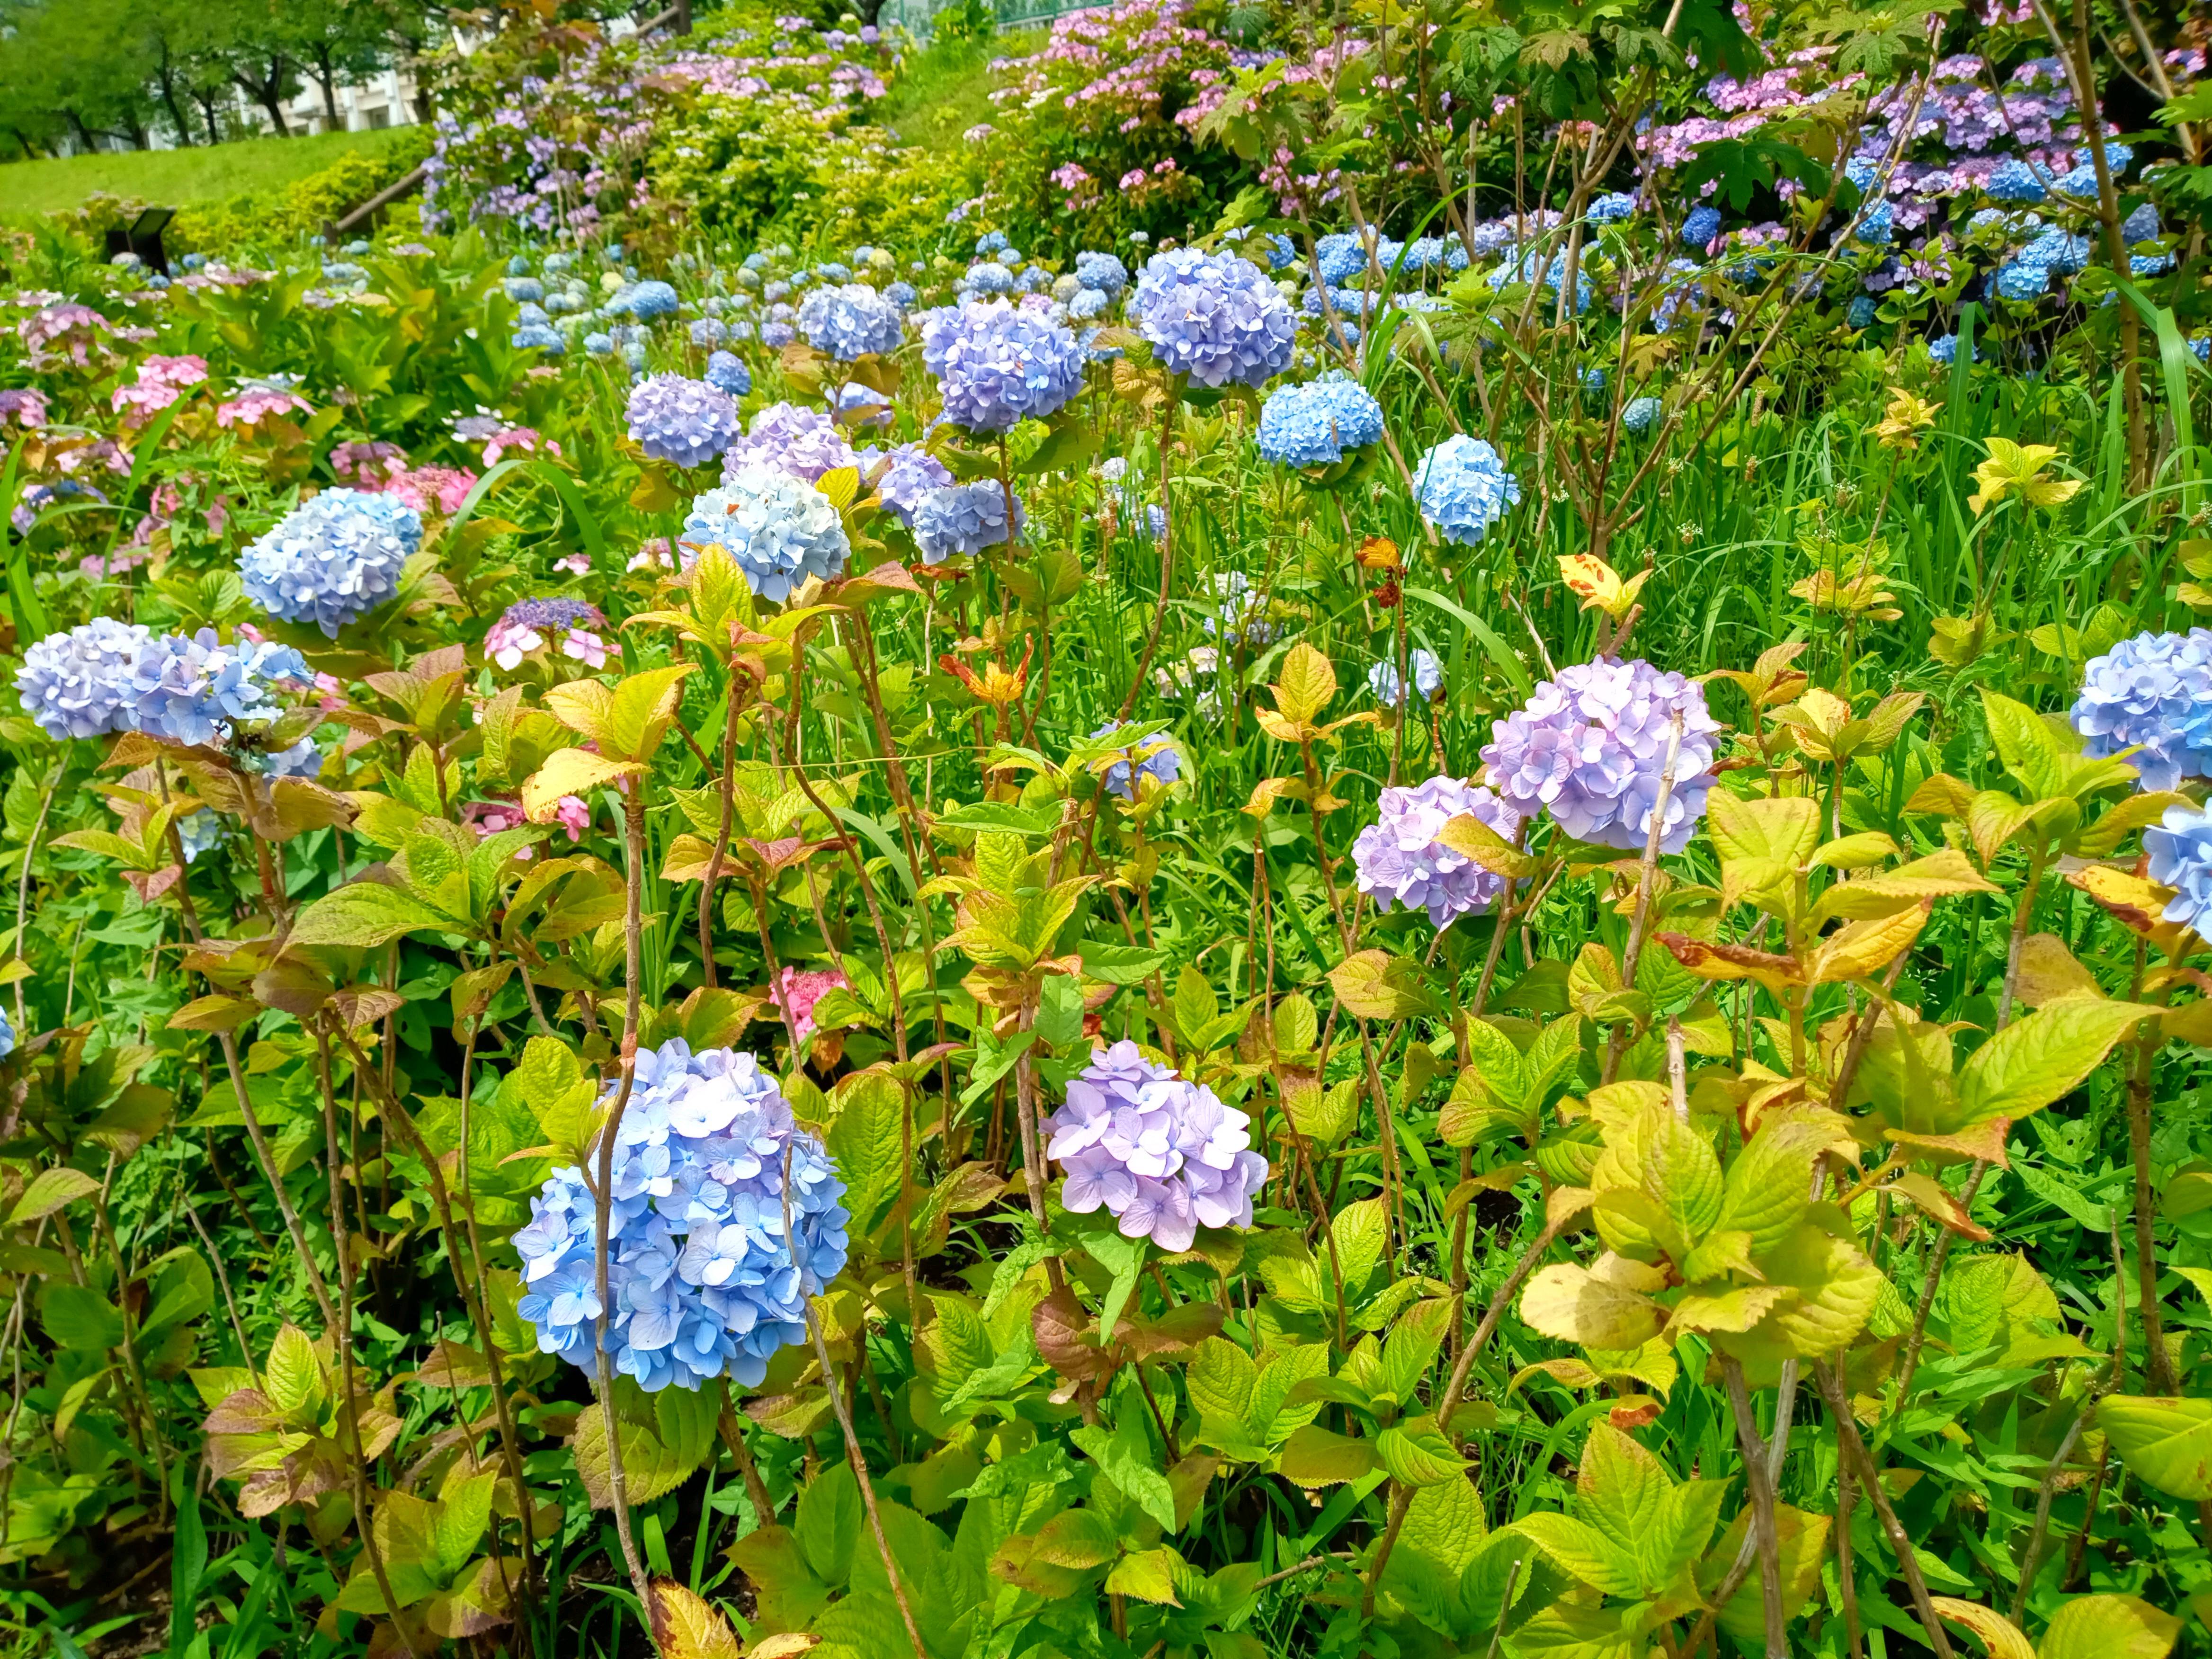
[125,630,312,747]
[1481,658,1721,853]
[911,482,1023,562]
[932,300,1088,432]
[1351,775,1520,928]
[1043,1042,1268,1252]
[1369,650,1444,708]
[512,1040,850,1392]
[1092,722,1182,801]
[1134,250,1296,389]
[797,283,905,360]
[625,374,740,469]
[240,489,421,638]
[2069,629,2212,791]
[1412,436,1521,545]
[683,465,851,602]
[1257,376,1385,467]
[14,618,153,739]
[2148,803,2212,940]
[858,444,954,526]
[722,402,858,485]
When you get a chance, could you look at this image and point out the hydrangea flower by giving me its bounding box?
[2069,629,2212,790]
[1075,250,1130,297]
[15,618,153,739]
[776,967,850,1042]
[2124,203,2160,243]
[485,598,611,672]
[1133,250,1297,389]
[1996,259,2050,301]
[1590,193,1637,223]
[2147,803,2212,940]
[613,280,680,321]
[683,465,851,602]
[797,283,905,360]
[1846,295,1878,329]
[239,489,421,638]
[1314,233,1367,284]
[1481,658,1721,853]
[911,482,1023,562]
[0,1007,13,1062]
[1928,333,1974,365]
[1683,205,1723,249]
[1092,722,1182,800]
[932,300,1087,432]
[857,444,954,526]
[1412,436,1521,545]
[705,351,752,397]
[512,1040,849,1391]
[1986,159,2049,203]
[1622,396,1663,434]
[963,262,1016,297]
[626,375,740,470]
[1256,376,1385,466]
[125,630,312,747]
[1370,650,1444,708]
[722,401,858,485]
[1352,775,1521,927]
[1043,1042,1268,1252]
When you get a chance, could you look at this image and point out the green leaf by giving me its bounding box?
[1956,999,2152,1125]
[289,880,465,950]
[170,1459,209,1655]
[571,1380,721,1509]
[263,1325,325,1420]
[2039,1595,2183,1659]
[829,1071,907,1236]
[9,1166,101,1228]
[1328,950,1436,1021]
[2099,1396,2212,1500]
[1187,1338,1258,1435]
[1104,1546,1184,1605]
[1510,1512,1641,1597]
[1073,1411,1178,1530]
[1376,1422,1468,1487]
[797,1461,864,1588]
[428,1470,498,1580]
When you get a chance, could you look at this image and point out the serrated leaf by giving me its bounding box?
[1956,998,2153,1125]
[2099,1396,2212,1500]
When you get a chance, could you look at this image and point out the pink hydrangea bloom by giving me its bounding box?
[215,388,312,428]
[776,967,850,1041]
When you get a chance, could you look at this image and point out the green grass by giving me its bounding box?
[877,29,1044,155]
[0,127,419,223]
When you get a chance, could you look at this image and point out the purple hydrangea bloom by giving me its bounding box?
[1412,436,1520,545]
[1481,658,1721,853]
[1092,722,1182,800]
[932,299,1087,432]
[911,482,1023,562]
[626,374,741,469]
[512,1039,849,1391]
[1369,650,1444,708]
[1352,775,1520,927]
[1044,1042,1268,1252]
[858,444,954,526]
[2147,802,2212,939]
[797,283,905,360]
[1257,375,1385,466]
[683,465,851,602]
[1134,250,1297,389]
[2070,629,2212,790]
[126,629,312,748]
[238,488,421,638]
[722,401,858,485]
[15,618,152,739]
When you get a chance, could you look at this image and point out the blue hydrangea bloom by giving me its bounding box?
[1315,233,1367,284]
[1069,287,1111,321]
[963,262,1016,297]
[1486,247,1591,312]
[815,262,853,283]
[1846,294,1878,328]
[1928,333,1973,365]
[2148,803,2212,940]
[1987,159,2048,203]
[0,1007,14,1061]
[2133,252,2176,276]
[797,283,905,360]
[585,332,615,357]
[975,232,1010,256]
[857,444,954,526]
[1844,157,1881,191]
[884,281,919,309]
[911,482,1023,563]
[1401,237,1448,270]
[1683,205,1722,249]
[14,619,152,739]
[512,322,563,353]
[1590,193,1637,223]
[683,466,851,602]
[1623,396,1663,434]
[1482,657,1722,853]
[240,489,421,638]
[1092,722,1182,800]
[1259,233,1298,271]
[626,374,741,469]
[512,1040,849,1392]
[2026,230,2091,274]
[2124,203,2161,243]
[933,299,1088,432]
[616,280,681,321]
[1134,250,1296,389]
[1370,650,1444,708]
[705,350,752,397]
[1352,775,1522,927]
[1412,436,1521,546]
[505,276,544,304]
[1854,201,1894,245]
[506,254,532,277]
[1996,259,2051,300]
[1256,375,1385,466]
[126,630,311,748]
[2070,629,2212,790]
[689,318,728,348]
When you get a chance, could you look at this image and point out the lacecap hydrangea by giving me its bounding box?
[1134,250,1297,390]
[1412,436,1521,546]
[797,283,905,361]
[511,1040,849,1391]
[1352,775,1521,928]
[1481,658,1721,853]
[2069,629,2212,791]
[932,300,1088,433]
[1257,376,1385,467]
[911,482,1023,563]
[625,375,740,470]
[1043,1042,1268,1253]
[683,466,851,602]
[239,489,421,638]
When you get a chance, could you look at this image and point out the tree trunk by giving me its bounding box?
[311,47,343,131]
[156,60,194,147]
[195,93,221,147]
[235,64,292,137]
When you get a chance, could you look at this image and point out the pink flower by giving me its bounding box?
[215,388,312,428]
[775,967,850,1041]
[482,426,558,465]
[378,465,480,516]
[553,795,591,840]
[555,552,592,576]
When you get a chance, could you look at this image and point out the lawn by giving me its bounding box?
[0,126,420,223]
[876,29,1044,154]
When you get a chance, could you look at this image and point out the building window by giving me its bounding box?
[366,107,391,130]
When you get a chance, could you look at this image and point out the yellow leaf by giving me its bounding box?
[1273,642,1338,726]
[520,749,642,823]
[1928,1600,2034,1659]
[1519,1263,1663,1349]
[646,1579,745,1659]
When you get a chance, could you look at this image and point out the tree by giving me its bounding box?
[285,0,393,133]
